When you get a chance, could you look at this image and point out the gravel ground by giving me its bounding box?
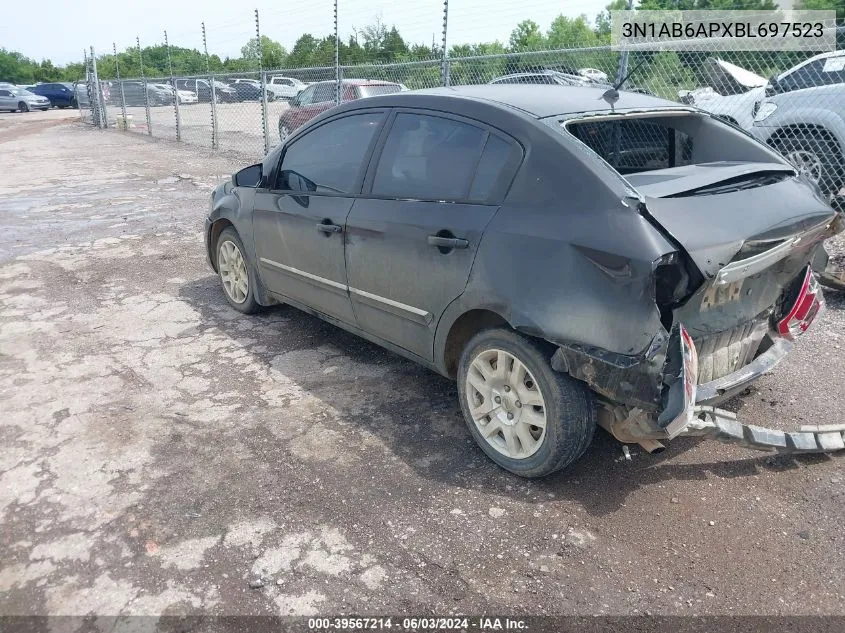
[1,111,844,622]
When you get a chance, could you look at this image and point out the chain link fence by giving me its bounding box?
[77,33,845,193]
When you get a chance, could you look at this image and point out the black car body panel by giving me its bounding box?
[206,85,839,420]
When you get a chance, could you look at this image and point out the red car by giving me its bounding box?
[278,79,403,141]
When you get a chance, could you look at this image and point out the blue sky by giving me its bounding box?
[2,0,610,64]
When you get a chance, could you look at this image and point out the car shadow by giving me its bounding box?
[178,275,836,518]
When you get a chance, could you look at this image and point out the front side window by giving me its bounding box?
[297,86,315,105]
[276,113,382,194]
[312,83,335,103]
[371,113,488,201]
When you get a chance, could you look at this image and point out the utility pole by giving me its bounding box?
[138,36,152,135]
[165,29,181,140]
[256,9,269,154]
[440,0,450,86]
[114,42,128,130]
[202,21,218,150]
[334,0,341,106]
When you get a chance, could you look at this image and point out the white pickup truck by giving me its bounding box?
[266,76,307,101]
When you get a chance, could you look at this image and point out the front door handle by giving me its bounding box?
[428,235,469,249]
[317,223,342,234]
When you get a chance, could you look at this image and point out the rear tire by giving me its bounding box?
[457,328,596,478]
[775,131,844,196]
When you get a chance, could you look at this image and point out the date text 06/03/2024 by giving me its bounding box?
[307,617,528,630]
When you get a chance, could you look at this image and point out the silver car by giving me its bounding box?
[0,87,51,112]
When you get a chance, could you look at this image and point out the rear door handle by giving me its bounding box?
[317,223,342,234]
[427,235,469,249]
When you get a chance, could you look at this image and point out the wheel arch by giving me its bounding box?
[767,122,841,149]
[207,217,235,271]
[435,305,513,379]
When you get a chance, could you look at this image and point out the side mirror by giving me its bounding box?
[290,94,301,107]
[766,74,780,96]
[233,164,262,188]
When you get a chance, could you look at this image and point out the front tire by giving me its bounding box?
[216,227,261,314]
[18,102,29,113]
[457,328,596,478]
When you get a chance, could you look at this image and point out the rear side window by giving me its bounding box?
[276,113,382,194]
[567,118,693,174]
[371,113,488,201]
[357,85,401,98]
[469,135,513,200]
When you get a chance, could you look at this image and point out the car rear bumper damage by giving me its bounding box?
[557,267,842,456]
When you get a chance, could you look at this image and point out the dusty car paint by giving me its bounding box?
[205,85,839,450]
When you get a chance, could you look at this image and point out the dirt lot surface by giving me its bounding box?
[1,112,845,621]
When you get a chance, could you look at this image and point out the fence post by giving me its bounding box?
[334,0,341,106]
[614,0,634,86]
[202,22,218,150]
[138,37,153,136]
[81,49,90,123]
[440,0,450,86]
[114,42,128,131]
[256,9,269,154]
[90,46,107,128]
[165,30,182,141]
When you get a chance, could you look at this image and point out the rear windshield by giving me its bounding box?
[563,112,775,175]
[357,85,401,97]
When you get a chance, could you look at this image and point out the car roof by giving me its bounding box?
[357,84,675,118]
[313,78,400,86]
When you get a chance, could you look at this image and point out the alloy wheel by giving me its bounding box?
[786,149,823,184]
[218,239,249,304]
[465,348,547,459]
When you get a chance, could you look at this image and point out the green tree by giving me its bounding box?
[547,15,602,47]
[509,20,547,50]
[241,36,287,70]
[795,0,845,21]
[595,0,630,41]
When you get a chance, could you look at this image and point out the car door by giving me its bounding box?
[252,111,387,324]
[345,111,522,360]
[0,89,14,110]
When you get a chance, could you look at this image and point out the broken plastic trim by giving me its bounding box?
[682,407,845,453]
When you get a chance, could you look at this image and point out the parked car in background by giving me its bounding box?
[0,87,51,112]
[208,85,838,477]
[175,79,237,103]
[116,81,174,107]
[28,82,77,108]
[489,69,594,87]
[73,82,90,109]
[678,58,766,130]
[578,67,609,83]
[176,88,198,105]
[229,79,275,102]
[267,76,307,101]
[752,50,845,195]
[277,79,402,140]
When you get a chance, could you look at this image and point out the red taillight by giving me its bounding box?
[777,267,825,339]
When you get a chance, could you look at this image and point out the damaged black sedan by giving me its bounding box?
[205,85,842,477]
